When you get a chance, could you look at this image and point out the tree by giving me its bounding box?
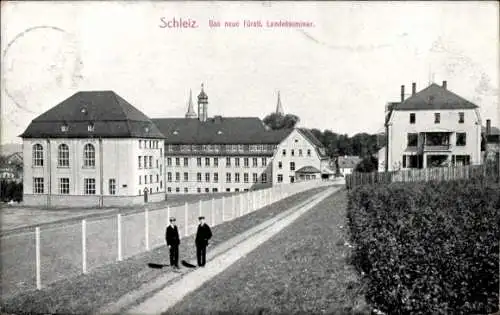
[263,113,300,130]
[355,156,378,173]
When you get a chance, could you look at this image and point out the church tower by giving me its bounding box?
[197,83,208,122]
[185,89,197,119]
[275,91,284,116]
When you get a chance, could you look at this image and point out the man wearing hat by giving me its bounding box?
[195,216,212,267]
[165,217,180,268]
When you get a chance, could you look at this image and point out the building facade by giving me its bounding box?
[21,91,165,207]
[384,81,482,171]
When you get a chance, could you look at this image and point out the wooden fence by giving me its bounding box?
[346,161,499,190]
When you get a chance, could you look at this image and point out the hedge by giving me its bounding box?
[347,178,499,314]
[0,180,23,202]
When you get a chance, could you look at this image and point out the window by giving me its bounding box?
[197,172,202,182]
[244,173,249,183]
[277,174,283,183]
[167,172,172,182]
[205,173,210,182]
[291,149,295,156]
[235,173,240,183]
[434,113,440,124]
[244,158,249,168]
[197,187,201,193]
[410,113,416,124]
[226,157,231,167]
[307,149,311,156]
[226,188,231,192]
[58,144,69,167]
[212,188,218,193]
[168,187,172,193]
[407,133,418,147]
[83,144,96,167]
[278,161,282,169]
[235,158,240,167]
[109,179,116,195]
[139,176,142,184]
[150,174,153,183]
[149,156,153,168]
[176,187,180,193]
[458,112,464,123]
[160,148,163,156]
[205,158,210,167]
[290,162,295,171]
[235,188,239,192]
[160,164,163,175]
[88,123,95,132]
[58,178,70,194]
[167,158,172,166]
[197,158,202,167]
[298,149,302,157]
[253,173,258,183]
[205,188,209,193]
[175,157,180,167]
[139,140,143,148]
[184,157,189,167]
[156,174,159,183]
[282,149,286,156]
[160,181,163,188]
[261,173,267,183]
[145,175,148,184]
[226,172,231,183]
[214,158,218,167]
[34,177,44,194]
[84,178,96,195]
[184,172,189,182]
[184,187,189,193]
[262,158,267,166]
[138,156,142,169]
[214,173,219,183]
[156,159,159,168]
[252,158,258,167]
[456,133,466,146]
[33,144,44,166]
[175,172,180,182]
[144,156,148,168]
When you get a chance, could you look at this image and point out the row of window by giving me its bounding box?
[282,149,311,157]
[33,143,96,168]
[409,112,465,124]
[139,140,161,149]
[138,156,161,169]
[166,172,268,184]
[167,187,251,193]
[166,157,268,168]
[139,174,163,186]
[33,177,116,195]
[61,123,94,132]
[166,144,277,153]
[407,133,466,147]
[277,161,295,171]
[139,187,161,195]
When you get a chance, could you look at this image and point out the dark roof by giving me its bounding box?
[152,116,293,144]
[20,91,165,139]
[296,128,328,157]
[393,83,479,111]
[296,166,321,173]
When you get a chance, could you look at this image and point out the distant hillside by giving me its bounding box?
[0,143,22,157]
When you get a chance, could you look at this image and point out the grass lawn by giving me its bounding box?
[0,186,330,314]
[167,189,370,315]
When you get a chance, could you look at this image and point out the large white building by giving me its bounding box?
[384,81,482,171]
[20,86,328,206]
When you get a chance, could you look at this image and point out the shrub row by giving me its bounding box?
[347,178,499,314]
[0,180,23,202]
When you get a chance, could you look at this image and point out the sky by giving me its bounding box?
[1,1,499,145]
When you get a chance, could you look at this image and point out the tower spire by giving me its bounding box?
[275,90,284,115]
[197,83,208,122]
[185,89,197,118]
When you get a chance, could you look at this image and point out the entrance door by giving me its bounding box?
[290,176,295,183]
[144,188,148,203]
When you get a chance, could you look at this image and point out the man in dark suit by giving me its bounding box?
[195,216,212,267]
[165,217,180,268]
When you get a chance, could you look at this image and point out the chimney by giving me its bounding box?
[412,82,416,95]
[486,119,491,136]
[400,85,405,102]
[442,80,447,89]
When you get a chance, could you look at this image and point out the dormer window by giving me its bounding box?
[217,130,223,135]
[61,124,69,132]
[81,107,87,114]
[88,122,95,132]
[144,126,150,133]
[173,130,179,135]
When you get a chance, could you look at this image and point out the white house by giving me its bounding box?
[384,81,482,171]
[21,91,166,207]
[337,156,362,176]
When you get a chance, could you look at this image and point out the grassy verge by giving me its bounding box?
[167,189,370,315]
[0,186,329,315]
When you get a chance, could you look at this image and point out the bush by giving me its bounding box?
[347,179,499,314]
[0,180,23,202]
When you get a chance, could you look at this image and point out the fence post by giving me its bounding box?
[82,219,87,274]
[35,227,41,290]
[222,196,225,221]
[145,208,149,251]
[184,202,189,237]
[211,198,215,226]
[117,214,122,261]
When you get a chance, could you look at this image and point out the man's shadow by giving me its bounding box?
[147,263,168,269]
